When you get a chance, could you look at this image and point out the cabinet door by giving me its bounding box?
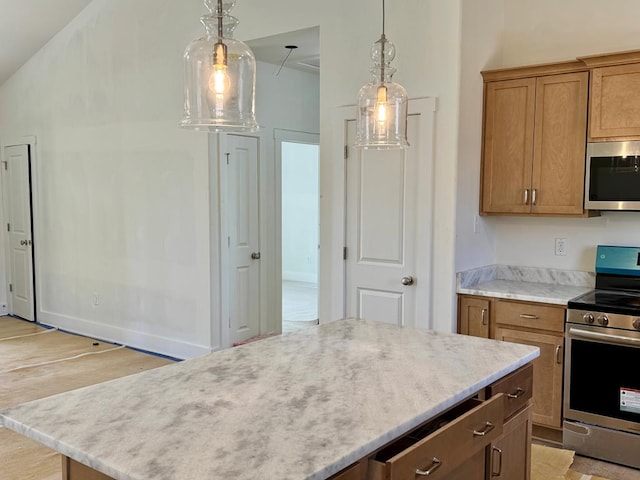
[590,63,640,140]
[458,296,491,338]
[481,78,536,214]
[494,327,563,428]
[531,72,588,215]
[489,404,533,480]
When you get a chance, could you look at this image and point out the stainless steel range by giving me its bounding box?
[564,245,640,469]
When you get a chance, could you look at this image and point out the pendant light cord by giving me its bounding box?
[380,0,386,85]
[217,0,223,38]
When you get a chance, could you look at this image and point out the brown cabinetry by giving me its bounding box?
[481,64,589,216]
[458,296,491,338]
[580,50,640,141]
[458,296,565,432]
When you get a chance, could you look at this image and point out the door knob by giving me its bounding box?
[251,252,261,260]
[401,276,415,286]
[20,240,27,246]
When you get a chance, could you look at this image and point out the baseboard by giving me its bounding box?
[37,310,212,360]
[282,272,318,284]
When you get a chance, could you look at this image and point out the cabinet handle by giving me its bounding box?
[519,314,539,320]
[416,457,442,476]
[524,189,530,205]
[507,387,526,399]
[532,188,537,205]
[491,446,503,477]
[556,345,562,364]
[481,308,488,326]
[472,421,495,437]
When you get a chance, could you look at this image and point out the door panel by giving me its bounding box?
[4,145,35,321]
[226,135,260,344]
[345,116,420,327]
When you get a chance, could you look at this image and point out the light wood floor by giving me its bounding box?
[0,316,174,480]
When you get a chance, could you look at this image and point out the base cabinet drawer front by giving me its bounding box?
[487,364,533,420]
[369,394,504,480]
[494,300,564,332]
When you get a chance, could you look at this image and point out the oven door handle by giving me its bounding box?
[568,327,640,347]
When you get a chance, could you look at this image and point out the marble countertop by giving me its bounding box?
[0,318,539,480]
[457,265,594,305]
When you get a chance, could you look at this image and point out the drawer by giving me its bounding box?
[487,364,533,420]
[495,300,564,332]
[368,394,504,480]
[328,460,365,480]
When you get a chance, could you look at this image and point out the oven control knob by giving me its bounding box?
[633,318,640,331]
[597,314,609,326]
[583,313,595,324]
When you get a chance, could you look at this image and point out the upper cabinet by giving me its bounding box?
[480,62,589,216]
[580,50,640,141]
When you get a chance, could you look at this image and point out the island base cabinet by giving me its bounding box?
[62,457,114,480]
[489,404,533,480]
[367,395,504,479]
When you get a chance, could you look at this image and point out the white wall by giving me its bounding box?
[0,0,212,359]
[0,0,466,354]
[252,60,319,334]
[488,0,640,272]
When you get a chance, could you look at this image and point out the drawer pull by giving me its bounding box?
[491,446,503,477]
[472,421,495,437]
[416,457,442,476]
[556,345,562,364]
[507,388,526,399]
[519,314,539,320]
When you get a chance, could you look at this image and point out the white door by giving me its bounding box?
[344,99,435,328]
[3,145,35,321]
[226,135,261,344]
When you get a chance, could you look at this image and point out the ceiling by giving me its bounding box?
[0,1,318,87]
[0,0,94,85]
[247,27,320,74]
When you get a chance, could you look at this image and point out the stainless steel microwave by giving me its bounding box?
[585,141,640,210]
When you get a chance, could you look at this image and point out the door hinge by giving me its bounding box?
[6,223,9,232]
[9,284,12,293]
[2,161,7,170]
[343,246,347,260]
[344,145,348,159]
[225,153,230,165]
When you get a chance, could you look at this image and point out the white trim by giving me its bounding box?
[330,97,438,328]
[274,128,320,328]
[37,309,210,359]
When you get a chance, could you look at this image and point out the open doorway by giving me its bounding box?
[279,138,319,332]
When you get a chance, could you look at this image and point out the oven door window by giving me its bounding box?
[568,338,640,423]
[589,156,640,201]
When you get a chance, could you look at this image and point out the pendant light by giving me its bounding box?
[354,0,409,149]
[181,0,258,132]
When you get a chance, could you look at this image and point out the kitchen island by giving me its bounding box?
[0,318,538,480]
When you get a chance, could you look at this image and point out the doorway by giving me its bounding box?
[276,131,320,333]
[2,142,37,321]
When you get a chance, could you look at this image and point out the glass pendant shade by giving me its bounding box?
[181,0,258,132]
[355,34,409,149]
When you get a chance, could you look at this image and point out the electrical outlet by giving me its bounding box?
[473,215,480,234]
[555,238,567,256]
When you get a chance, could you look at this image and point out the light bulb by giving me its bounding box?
[209,65,230,95]
[375,85,388,124]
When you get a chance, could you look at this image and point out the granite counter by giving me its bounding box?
[1,318,539,480]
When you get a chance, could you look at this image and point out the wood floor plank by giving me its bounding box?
[0,316,47,340]
[1,321,175,479]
